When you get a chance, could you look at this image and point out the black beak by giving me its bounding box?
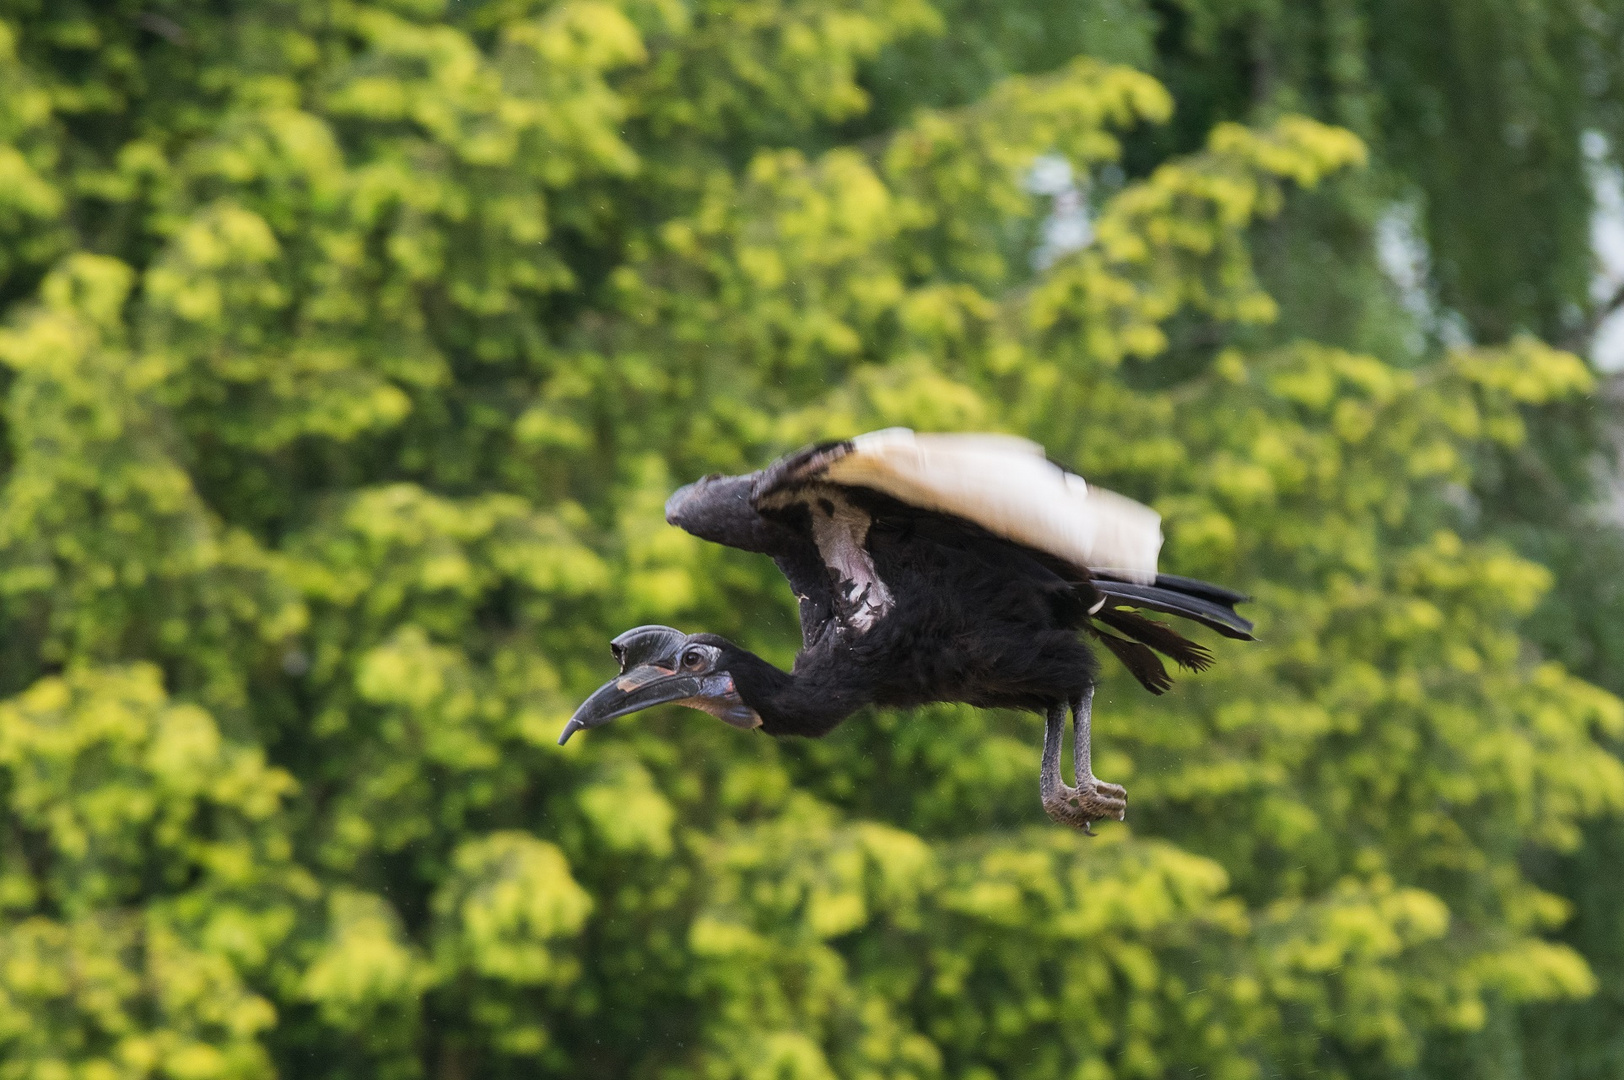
[557,665,700,745]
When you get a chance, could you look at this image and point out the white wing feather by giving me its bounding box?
[820,428,1163,583]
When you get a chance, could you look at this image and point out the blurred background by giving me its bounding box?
[4,1,1624,1078]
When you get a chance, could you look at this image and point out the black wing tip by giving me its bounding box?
[1094,580,1256,640]
[1095,570,1254,608]
[1153,572,1253,606]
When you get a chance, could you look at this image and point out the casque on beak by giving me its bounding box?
[558,624,764,745]
[558,626,695,745]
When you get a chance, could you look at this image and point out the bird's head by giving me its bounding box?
[557,625,763,745]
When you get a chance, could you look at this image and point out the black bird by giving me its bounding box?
[559,430,1253,830]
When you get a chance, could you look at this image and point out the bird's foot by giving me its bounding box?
[1042,776,1127,834]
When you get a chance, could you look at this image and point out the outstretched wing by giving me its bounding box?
[751,428,1164,583]
[669,430,1245,676]
[663,470,840,648]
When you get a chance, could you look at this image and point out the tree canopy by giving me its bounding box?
[1,1,1623,1078]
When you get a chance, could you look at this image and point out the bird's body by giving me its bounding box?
[562,429,1253,830]
[718,483,1100,729]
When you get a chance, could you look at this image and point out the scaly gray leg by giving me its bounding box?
[1039,685,1127,832]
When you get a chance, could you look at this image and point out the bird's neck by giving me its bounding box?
[728,647,868,737]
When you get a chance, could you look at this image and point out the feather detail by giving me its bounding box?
[1093,607,1215,671]
[1088,627,1172,694]
[1092,580,1255,640]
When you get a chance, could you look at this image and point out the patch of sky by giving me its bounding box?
[1584,130,1624,374]
[1025,153,1092,270]
[1375,201,1470,354]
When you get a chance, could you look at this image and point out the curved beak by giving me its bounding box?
[557,665,701,745]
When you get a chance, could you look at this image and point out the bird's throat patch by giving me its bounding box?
[680,675,762,730]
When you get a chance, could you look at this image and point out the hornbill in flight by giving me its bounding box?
[559,430,1253,830]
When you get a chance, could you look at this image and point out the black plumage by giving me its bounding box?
[560,430,1253,830]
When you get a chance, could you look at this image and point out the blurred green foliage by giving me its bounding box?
[1,1,1623,1078]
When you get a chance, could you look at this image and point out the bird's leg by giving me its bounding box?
[1040,686,1127,833]
[1040,701,1069,816]
[1073,685,1127,816]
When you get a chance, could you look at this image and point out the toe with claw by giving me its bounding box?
[1041,776,1127,833]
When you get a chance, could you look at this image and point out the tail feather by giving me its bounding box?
[1084,571,1252,692]
[1092,577,1255,640]
[1094,607,1214,672]
[1089,628,1172,695]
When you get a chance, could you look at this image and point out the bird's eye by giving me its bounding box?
[682,648,706,670]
